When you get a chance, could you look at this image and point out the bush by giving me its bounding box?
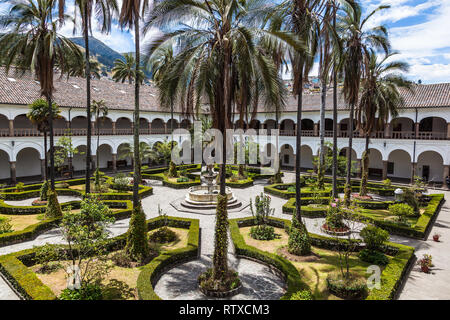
[125,205,150,262]
[55,182,69,189]
[33,244,62,273]
[250,225,275,240]
[326,272,367,299]
[402,188,420,215]
[360,225,389,251]
[45,190,63,218]
[59,283,102,300]
[176,177,189,183]
[358,249,389,266]
[0,217,13,234]
[112,173,130,192]
[40,180,49,201]
[15,182,25,192]
[389,203,415,217]
[288,218,311,256]
[290,290,313,300]
[149,227,178,243]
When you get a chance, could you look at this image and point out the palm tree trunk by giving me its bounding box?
[132,16,141,209]
[47,96,55,190]
[344,102,355,206]
[96,116,100,182]
[319,80,326,189]
[43,131,48,181]
[360,134,370,196]
[295,73,303,222]
[83,12,92,194]
[332,70,338,198]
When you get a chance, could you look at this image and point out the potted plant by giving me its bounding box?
[432,233,441,242]
[417,254,433,273]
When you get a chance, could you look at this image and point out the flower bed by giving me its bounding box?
[0,216,200,300]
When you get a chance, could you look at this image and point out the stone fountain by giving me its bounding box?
[180,164,242,210]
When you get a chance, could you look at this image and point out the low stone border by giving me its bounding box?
[198,281,242,298]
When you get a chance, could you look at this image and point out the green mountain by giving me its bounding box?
[69,36,124,72]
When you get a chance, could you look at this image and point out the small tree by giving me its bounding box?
[125,204,150,262]
[45,190,63,218]
[249,193,275,240]
[60,196,114,292]
[54,130,82,178]
[288,217,311,256]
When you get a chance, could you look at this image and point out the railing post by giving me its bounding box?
[313,122,319,136]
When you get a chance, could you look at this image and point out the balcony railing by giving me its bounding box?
[3,127,449,140]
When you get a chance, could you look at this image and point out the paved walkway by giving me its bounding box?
[4,196,81,207]
[0,173,448,300]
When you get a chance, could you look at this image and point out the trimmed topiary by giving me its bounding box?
[40,180,49,201]
[168,161,178,178]
[45,190,62,218]
[288,218,311,256]
[125,204,150,262]
[358,249,389,266]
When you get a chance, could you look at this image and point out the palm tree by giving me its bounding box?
[338,0,390,205]
[145,0,301,283]
[112,53,144,84]
[118,141,154,167]
[119,0,150,263]
[357,51,412,195]
[72,0,118,194]
[0,0,83,190]
[91,99,108,186]
[65,56,102,79]
[27,98,61,181]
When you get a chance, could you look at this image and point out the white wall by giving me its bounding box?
[0,151,10,179]
[16,148,40,177]
[388,150,411,179]
[300,146,313,169]
[417,151,443,182]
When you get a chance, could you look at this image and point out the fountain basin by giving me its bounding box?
[187,185,233,202]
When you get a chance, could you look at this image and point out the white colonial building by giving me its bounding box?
[1,68,449,188]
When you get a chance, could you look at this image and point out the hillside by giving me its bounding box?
[69,37,124,72]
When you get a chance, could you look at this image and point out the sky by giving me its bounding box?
[1,0,449,84]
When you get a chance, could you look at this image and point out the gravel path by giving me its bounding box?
[4,196,81,207]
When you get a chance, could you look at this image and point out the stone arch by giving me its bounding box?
[387,149,412,180]
[264,119,277,131]
[94,116,113,131]
[418,116,447,139]
[339,147,357,161]
[299,145,314,169]
[167,119,179,132]
[280,119,295,132]
[390,117,415,139]
[280,144,294,167]
[417,151,444,182]
[151,118,165,133]
[0,114,9,137]
[16,147,41,178]
[116,117,132,134]
[73,145,87,171]
[117,142,132,166]
[97,144,113,169]
[180,119,191,130]
[249,119,261,130]
[0,149,10,180]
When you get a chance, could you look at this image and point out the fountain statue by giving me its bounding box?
[180,164,242,210]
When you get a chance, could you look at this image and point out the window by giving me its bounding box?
[284,154,290,164]
[387,162,394,175]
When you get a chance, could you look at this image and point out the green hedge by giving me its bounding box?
[264,183,331,199]
[0,216,200,300]
[0,200,133,247]
[282,198,329,217]
[231,216,414,300]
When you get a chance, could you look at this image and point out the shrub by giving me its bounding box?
[325,200,346,229]
[358,249,389,266]
[15,182,25,192]
[290,290,313,300]
[326,272,367,299]
[168,161,178,178]
[40,180,49,201]
[402,188,420,215]
[382,179,391,188]
[125,204,150,262]
[112,173,129,192]
[45,190,63,218]
[389,203,415,217]
[59,283,102,300]
[288,218,311,256]
[360,225,389,251]
[149,227,178,243]
[33,244,62,273]
[250,225,275,240]
[0,216,13,234]
[176,177,189,183]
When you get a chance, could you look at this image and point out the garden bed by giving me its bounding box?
[230,217,415,300]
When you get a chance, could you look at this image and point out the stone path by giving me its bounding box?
[4,196,81,207]
[0,173,449,300]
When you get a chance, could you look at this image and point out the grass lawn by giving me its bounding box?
[0,214,41,231]
[31,227,189,300]
[357,207,425,226]
[239,226,390,300]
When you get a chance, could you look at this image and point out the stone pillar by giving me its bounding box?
[112,121,116,135]
[40,159,46,180]
[66,120,70,129]
[384,123,391,138]
[415,122,420,138]
[112,153,117,173]
[443,165,449,189]
[382,160,388,180]
[9,120,14,137]
[447,123,450,139]
[148,121,152,134]
[411,162,417,184]
[10,161,16,185]
[313,122,319,136]
[164,122,168,134]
